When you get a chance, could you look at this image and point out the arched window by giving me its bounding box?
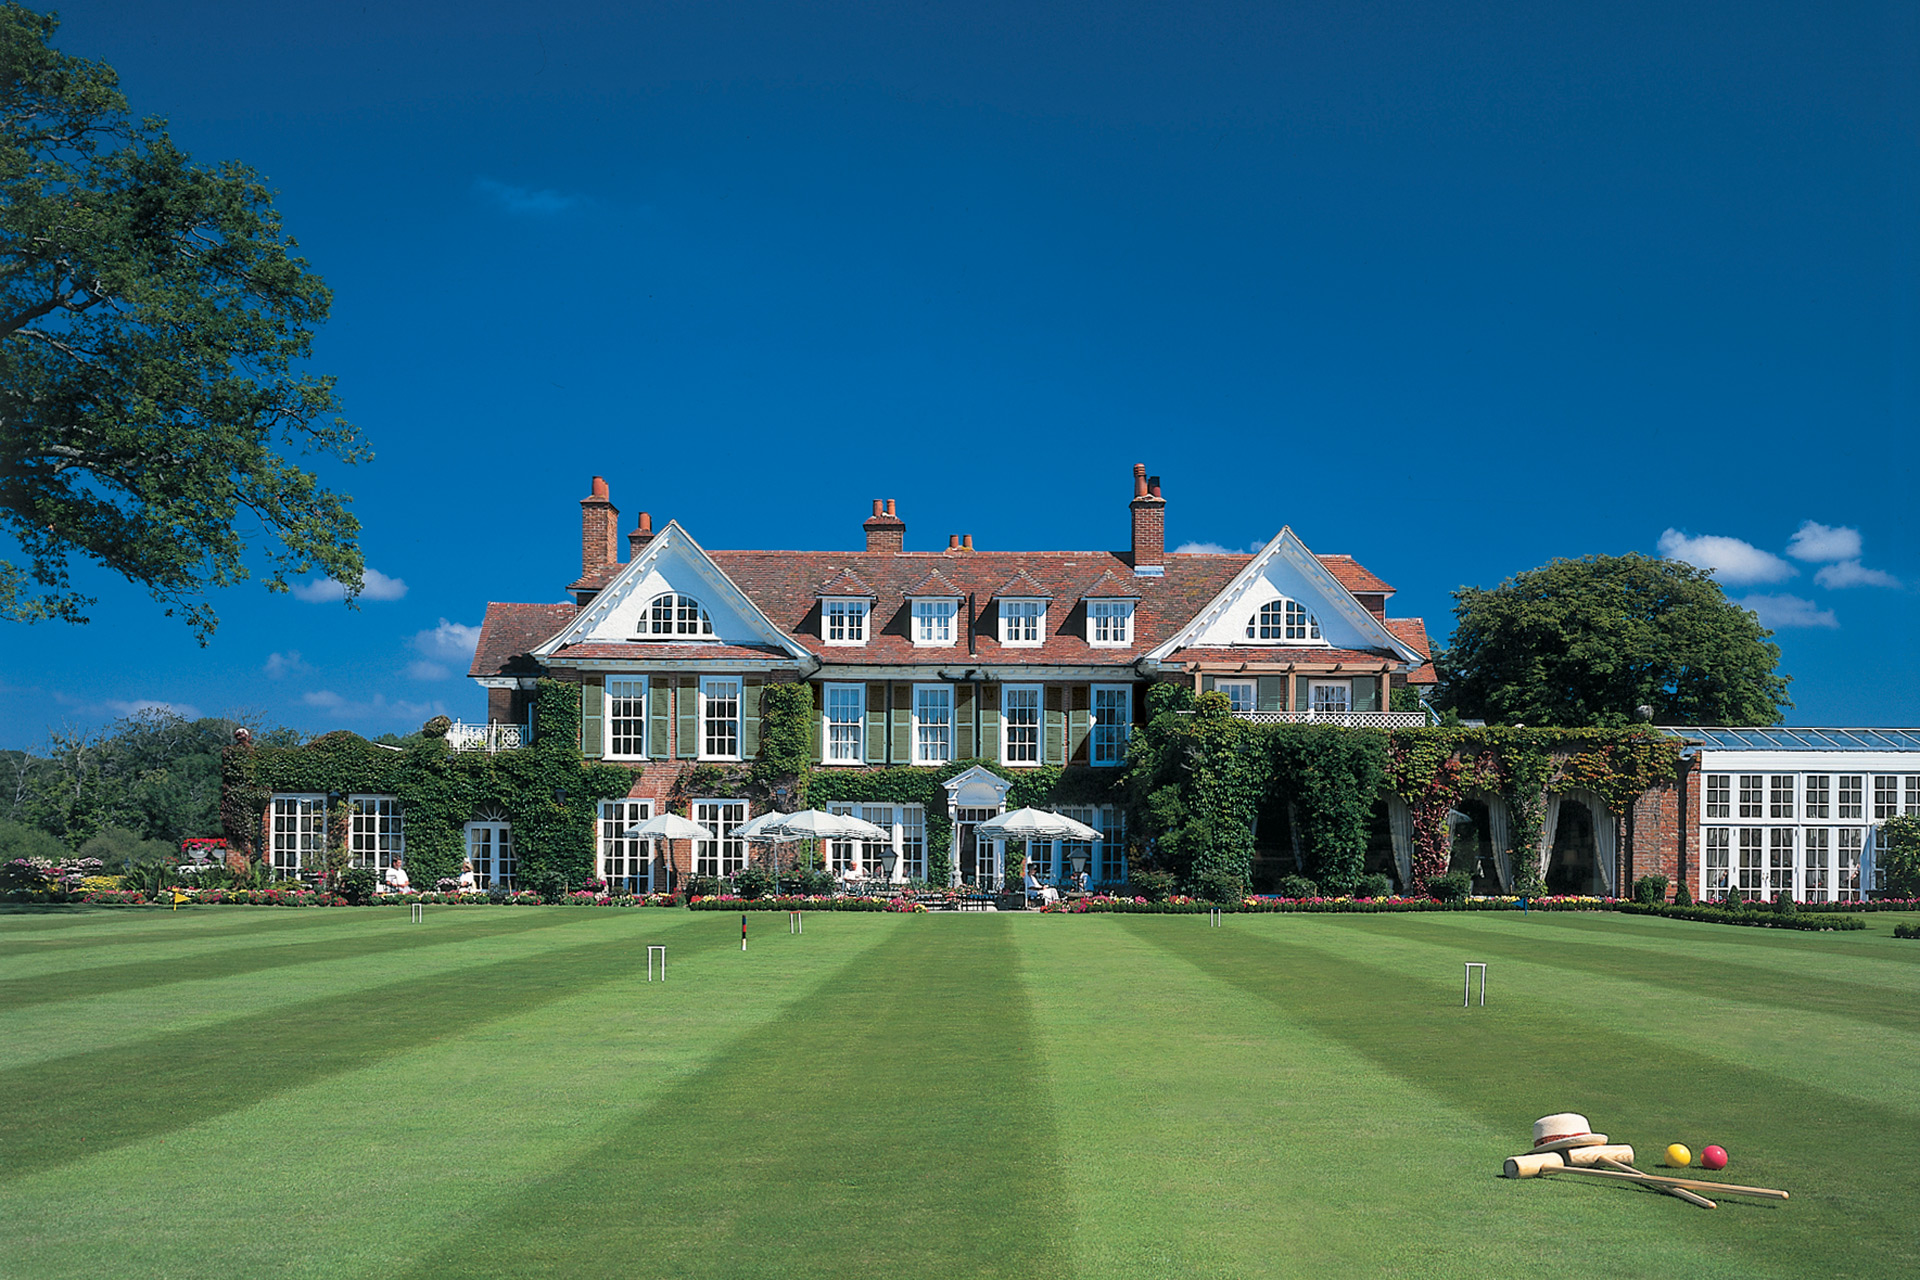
[1245,598,1321,642]
[641,592,713,637]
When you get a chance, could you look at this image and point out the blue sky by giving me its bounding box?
[2,0,1916,748]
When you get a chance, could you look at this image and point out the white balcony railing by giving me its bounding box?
[1231,709,1428,729]
[447,721,532,753]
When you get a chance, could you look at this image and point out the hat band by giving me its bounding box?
[1533,1131,1593,1148]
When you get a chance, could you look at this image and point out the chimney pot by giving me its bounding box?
[627,511,656,558]
[885,498,896,516]
[871,499,884,516]
[963,534,974,551]
[591,475,609,499]
[1133,463,1149,498]
[948,534,961,551]
[1149,476,1162,499]
[863,496,905,552]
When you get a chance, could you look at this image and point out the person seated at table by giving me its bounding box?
[383,856,410,893]
[1024,865,1058,907]
[457,859,477,891]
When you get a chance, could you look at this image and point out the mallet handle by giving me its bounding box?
[1547,1165,1787,1200]
[1600,1156,1715,1209]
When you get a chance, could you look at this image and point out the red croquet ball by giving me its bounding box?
[1701,1145,1729,1170]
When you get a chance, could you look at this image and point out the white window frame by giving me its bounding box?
[1803,826,1830,901]
[699,676,742,761]
[1737,775,1764,819]
[598,799,654,893]
[1768,826,1795,900]
[1245,596,1325,645]
[1705,774,1730,819]
[912,598,958,647]
[641,592,714,638]
[822,598,870,646]
[1284,599,1321,642]
[1091,684,1132,767]
[1769,774,1795,820]
[1804,774,1830,820]
[693,799,748,879]
[1309,680,1352,715]
[1215,680,1256,713]
[1002,683,1043,767]
[1838,828,1864,900]
[348,794,404,871]
[270,793,325,879]
[606,675,648,760]
[1703,827,1731,898]
[1087,599,1134,647]
[465,820,514,888]
[823,683,865,764]
[912,683,953,765]
[998,598,1046,647]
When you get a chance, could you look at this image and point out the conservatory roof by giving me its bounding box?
[1658,726,1920,753]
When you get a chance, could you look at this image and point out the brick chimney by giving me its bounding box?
[627,512,655,558]
[863,498,905,552]
[581,476,620,577]
[1129,463,1165,570]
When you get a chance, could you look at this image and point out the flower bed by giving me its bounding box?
[687,893,904,912]
[1051,893,1617,914]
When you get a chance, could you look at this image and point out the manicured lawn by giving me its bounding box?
[3,905,1917,1279]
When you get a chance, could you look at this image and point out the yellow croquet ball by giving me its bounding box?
[1666,1143,1692,1167]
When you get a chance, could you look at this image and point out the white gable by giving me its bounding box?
[1147,528,1421,662]
[532,521,809,658]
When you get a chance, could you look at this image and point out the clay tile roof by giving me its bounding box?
[815,567,877,598]
[905,568,964,598]
[1382,617,1431,659]
[1317,554,1394,596]
[469,602,579,677]
[1083,568,1143,599]
[1168,645,1402,666]
[992,569,1053,599]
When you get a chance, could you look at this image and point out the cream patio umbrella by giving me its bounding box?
[625,812,716,894]
[972,808,1103,895]
[766,809,895,886]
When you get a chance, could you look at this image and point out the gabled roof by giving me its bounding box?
[470,602,579,678]
[531,520,812,663]
[1382,618,1437,684]
[991,569,1054,600]
[904,568,964,598]
[815,568,877,599]
[1318,555,1394,596]
[1146,527,1422,668]
[1083,568,1143,599]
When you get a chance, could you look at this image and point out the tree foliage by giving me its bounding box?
[1436,553,1790,728]
[0,3,363,640]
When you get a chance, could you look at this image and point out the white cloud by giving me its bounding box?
[300,690,448,723]
[1786,520,1862,563]
[263,650,310,678]
[1813,560,1901,590]
[302,690,344,708]
[412,618,482,663]
[1734,593,1838,629]
[1656,529,1796,585]
[406,660,451,681]
[290,567,409,603]
[104,698,202,719]
[1173,541,1261,555]
[474,177,584,215]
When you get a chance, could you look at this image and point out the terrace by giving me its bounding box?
[446,720,532,753]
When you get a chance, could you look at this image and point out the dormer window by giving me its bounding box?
[912,599,958,646]
[1087,599,1134,647]
[999,599,1045,647]
[642,592,713,637]
[823,598,869,646]
[1245,598,1320,643]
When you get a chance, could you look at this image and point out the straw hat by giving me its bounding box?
[1531,1113,1607,1152]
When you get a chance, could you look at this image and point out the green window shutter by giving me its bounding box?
[742,677,764,757]
[648,680,671,759]
[1044,685,1066,766]
[890,683,912,764]
[955,683,976,760]
[864,683,887,763]
[1296,675,1312,711]
[580,680,604,759]
[809,683,824,762]
[1353,676,1379,712]
[676,678,698,759]
[1068,685,1090,764]
[1258,676,1289,712]
[980,683,1001,762]
[1201,675,1216,694]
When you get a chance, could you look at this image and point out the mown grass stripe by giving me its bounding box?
[0,905,394,955]
[1482,908,1920,961]
[1305,914,1920,1037]
[1121,915,1917,1279]
[0,909,589,1006]
[395,914,1068,1280]
[0,912,723,1184]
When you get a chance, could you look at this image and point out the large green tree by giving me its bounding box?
[1436,553,1791,728]
[0,3,363,641]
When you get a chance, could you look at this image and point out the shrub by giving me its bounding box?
[1894,922,1920,940]
[1632,873,1669,904]
[1193,869,1246,904]
[0,820,67,862]
[1430,869,1472,903]
[1278,874,1320,900]
[80,826,177,868]
[1881,815,1920,898]
[1772,892,1798,917]
[1357,873,1393,900]
[732,866,773,900]
[1129,869,1176,902]
[339,867,379,905]
[685,874,723,899]
[1673,879,1693,906]
[778,869,835,896]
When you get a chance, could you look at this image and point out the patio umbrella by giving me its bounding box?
[971,807,1100,841]
[765,809,890,841]
[733,811,801,843]
[624,813,712,841]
